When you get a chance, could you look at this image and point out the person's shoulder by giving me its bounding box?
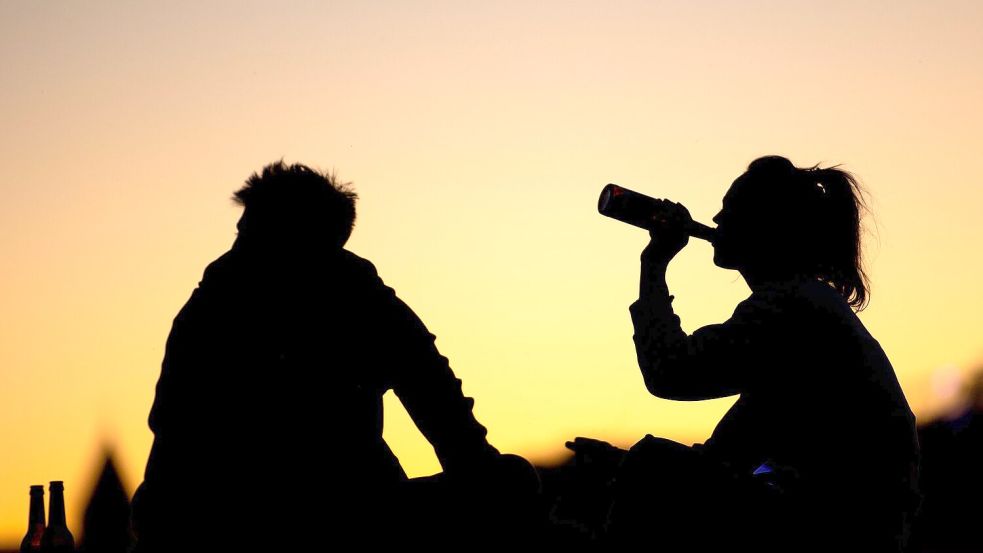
[734,278,847,323]
[765,279,872,341]
[793,279,858,320]
[733,280,801,313]
[333,249,402,303]
[201,249,239,279]
[168,249,232,300]
[335,249,383,280]
[751,278,843,310]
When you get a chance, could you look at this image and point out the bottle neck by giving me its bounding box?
[28,492,45,527]
[47,490,66,528]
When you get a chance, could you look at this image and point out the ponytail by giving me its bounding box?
[743,156,870,311]
[807,166,869,310]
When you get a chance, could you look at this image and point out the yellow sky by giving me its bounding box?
[1,0,982,545]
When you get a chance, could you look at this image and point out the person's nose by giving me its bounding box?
[712,210,723,225]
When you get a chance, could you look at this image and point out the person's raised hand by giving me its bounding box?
[641,200,691,266]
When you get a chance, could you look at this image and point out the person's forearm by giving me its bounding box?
[639,259,671,302]
[396,353,499,471]
[631,257,754,400]
[637,257,678,326]
[631,259,695,398]
[391,326,499,471]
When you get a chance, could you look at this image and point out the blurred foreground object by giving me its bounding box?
[80,453,131,553]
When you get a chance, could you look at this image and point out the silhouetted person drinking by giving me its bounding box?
[131,162,532,551]
[586,156,920,551]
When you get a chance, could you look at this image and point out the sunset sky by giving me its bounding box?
[2,0,982,544]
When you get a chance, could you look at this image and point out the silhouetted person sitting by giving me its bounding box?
[131,162,535,551]
[577,156,920,552]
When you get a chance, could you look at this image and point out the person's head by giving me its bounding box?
[712,155,869,309]
[232,161,357,249]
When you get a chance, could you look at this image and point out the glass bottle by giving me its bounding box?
[598,183,716,241]
[20,485,46,553]
[41,481,75,553]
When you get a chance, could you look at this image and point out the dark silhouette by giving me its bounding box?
[41,482,74,553]
[80,452,131,553]
[571,156,920,551]
[910,369,983,552]
[130,162,535,550]
[20,485,45,553]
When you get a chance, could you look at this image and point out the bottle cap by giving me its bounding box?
[49,481,64,491]
[29,485,44,493]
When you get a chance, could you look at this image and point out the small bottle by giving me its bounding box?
[20,485,46,553]
[598,184,716,242]
[41,481,75,553]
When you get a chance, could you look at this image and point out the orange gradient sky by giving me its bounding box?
[2,0,982,544]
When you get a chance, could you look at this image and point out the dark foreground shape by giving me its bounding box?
[569,156,921,551]
[131,162,530,551]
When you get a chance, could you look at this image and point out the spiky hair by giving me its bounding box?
[233,161,357,245]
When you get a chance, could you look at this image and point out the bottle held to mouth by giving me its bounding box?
[598,184,716,242]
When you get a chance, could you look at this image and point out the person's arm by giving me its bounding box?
[350,255,499,472]
[629,260,782,400]
[146,253,234,439]
[390,320,501,472]
[134,274,217,544]
[629,207,783,401]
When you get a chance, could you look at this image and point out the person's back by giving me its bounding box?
[131,163,500,551]
[697,278,919,548]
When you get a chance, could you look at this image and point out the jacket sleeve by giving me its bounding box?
[629,263,787,401]
[353,257,500,472]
